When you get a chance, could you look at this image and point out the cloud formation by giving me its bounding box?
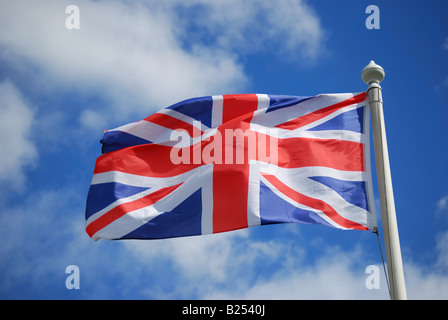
[437,194,448,214]
[0,80,37,190]
[0,0,325,126]
[0,1,243,122]
[171,0,324,58]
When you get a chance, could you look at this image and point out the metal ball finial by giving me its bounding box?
[361,60,385,85]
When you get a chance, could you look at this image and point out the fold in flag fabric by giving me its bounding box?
[85,92,377,241]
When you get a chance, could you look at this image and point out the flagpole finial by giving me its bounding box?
[361,60,385,85]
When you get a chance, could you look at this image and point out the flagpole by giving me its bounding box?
[361,61,407,300]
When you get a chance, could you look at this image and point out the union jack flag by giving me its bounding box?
[85,92,376,240]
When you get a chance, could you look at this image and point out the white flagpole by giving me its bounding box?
[361,61,407,300]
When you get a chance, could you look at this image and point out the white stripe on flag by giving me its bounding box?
[211,95,223,128]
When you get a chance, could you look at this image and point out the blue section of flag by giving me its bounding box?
[122,188,203,239]
[309,176,369,212]
[167,96,213,128]
[101,131,152,154]
[259,181,333,227]
[85,182,150,220]
[307,106,364,133]
[267,95,313,113]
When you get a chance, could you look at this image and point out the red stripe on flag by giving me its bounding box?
[94,144,203,177]
[276,92,366,131]
[212,163,250,233]
[262,174,368,230]
[222,94,259,124]
[277,137,364,171]
[86,183,182,238]
[145,113,202,137]
[211,94,259,233]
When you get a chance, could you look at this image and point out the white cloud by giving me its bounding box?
[440,38,448,89]
[122,228,386,299]
[437,194,448,213]
[123,229,276,283]
[0,0,325,125]
[435,194,448,224]
[0,0,246,122]
[404,265,448,299]
[0,80,37,189]
[171,0,324,58]
[0,187,79,293]
[403,231,448,299]
[435,231,448,269]
[202,244,390,300]
[124,226,448,299]
[79,109,107,132]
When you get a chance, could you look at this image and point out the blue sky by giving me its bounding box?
[0,0,447,300]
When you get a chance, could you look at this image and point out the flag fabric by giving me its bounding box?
[85,92,377,241]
